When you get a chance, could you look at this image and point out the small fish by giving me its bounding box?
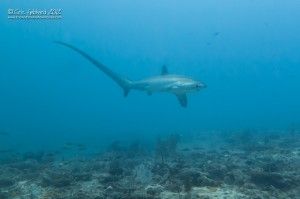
[0,131,10,136]
[77,146,87,151]
[181,148,190,151]
[213,32,220,36]
[0,149,14,153]
[76,143,86,148]
[61,145,72,150]
[192,146,204,150]
[62,142,87,151]
[64,142,75,146]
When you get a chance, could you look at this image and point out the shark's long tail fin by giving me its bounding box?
[54,41,132,97]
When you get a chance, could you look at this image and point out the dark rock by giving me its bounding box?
[41,171,73,187]
[93,197,105,199]
[178,168,217,190]
[151,163,169,176]
[145,184,164,195]
[262,162,280,172]
[206,164,227,181]
[224,170,246,185]
[71,192,94,199]
[23,151,45,162]
[0,178,14,187]
[9,160,40,171]
[165,179,182,192]
[250,171,294,190]
[74,173,92,182]
[108,160,123,176]
[0,191,9,199]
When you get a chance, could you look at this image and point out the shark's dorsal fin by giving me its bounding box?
[161,65,168,75]
[175,94,188,107]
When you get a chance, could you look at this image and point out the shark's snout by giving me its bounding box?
[201,83,207,88]
[196,82,207,89]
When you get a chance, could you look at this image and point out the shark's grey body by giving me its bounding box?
[55,42,206,107]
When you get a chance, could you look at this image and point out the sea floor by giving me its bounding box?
[0,130,299,199]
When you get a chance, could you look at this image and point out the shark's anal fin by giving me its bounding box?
[161,65,168,75]
[175,94,188,107]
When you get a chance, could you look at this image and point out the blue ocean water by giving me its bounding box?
[0,0,300,153]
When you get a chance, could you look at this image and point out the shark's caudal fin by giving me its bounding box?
[54,41,132,97]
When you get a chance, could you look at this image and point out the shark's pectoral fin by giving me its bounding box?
[161,65,169,75]
[175,94,188,107]
[123,88,130,97]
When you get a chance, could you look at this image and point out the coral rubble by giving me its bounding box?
[0,130,299,199]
